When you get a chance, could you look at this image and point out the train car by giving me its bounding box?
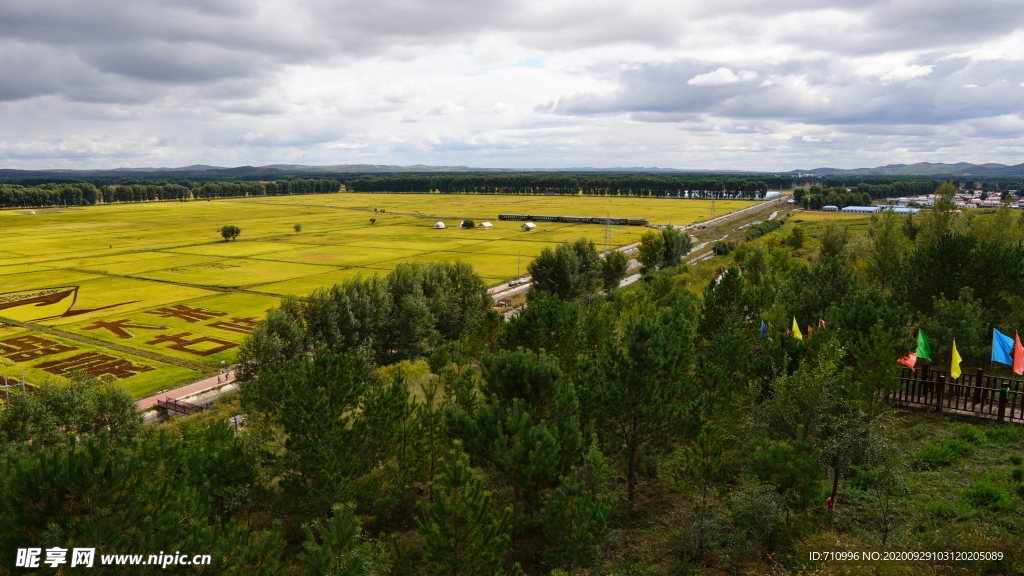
[558,216,591,224]
[528,215,560,222]
[627,219,650,226]
[589,217,627,225]
[498,214,528,221]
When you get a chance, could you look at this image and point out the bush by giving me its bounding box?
[1011,455,1024,466]
[1012,468,1024,483]
[951,423,984,444]
[847,465,873,491]
[744,219,783,241]
[963,481,1009,511]
[785,226,805,249]
[219,224,241,241]
[985,425,1024,446]
[461,219,475,229]
[713,241,736,256]
[926,500,957,520]
[914,438,973,469]
[1016,484,1024,499]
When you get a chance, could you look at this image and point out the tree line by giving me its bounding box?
[0,179,341,209]
[348,174,788,199]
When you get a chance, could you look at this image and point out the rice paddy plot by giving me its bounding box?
[1,192,759,394]
[136,258,335,288]
[254,268,382,297]
[0,330,200,398]
[262,245,429,267]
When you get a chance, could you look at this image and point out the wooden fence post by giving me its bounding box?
[998,386,1008,422]
[935,374,945,413]
[973,368,984,407]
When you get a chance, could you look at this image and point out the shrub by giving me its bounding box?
[963,481,1009,511]
[785,226,805,249]
[1010,455,1023,466]
[1012,468,1024,483]
[926,500,957,520]
[914,438,973,469]
[219,224,241,241]
[847,465,873,491]
[985,425,1024,446]
[461,219,475,229]
[713,241,736,256]
[951,423,984,444]
[744,219,783,241]
[1016,484,1024,499]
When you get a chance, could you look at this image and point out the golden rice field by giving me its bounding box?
[0,193,757,396]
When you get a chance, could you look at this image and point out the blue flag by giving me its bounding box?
[993,329,1015,365]
[760,321,767,339]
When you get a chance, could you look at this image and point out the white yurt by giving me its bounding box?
[434,222,446,229]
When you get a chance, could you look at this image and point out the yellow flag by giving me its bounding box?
[950,339,962,380]
[792,317,803,341]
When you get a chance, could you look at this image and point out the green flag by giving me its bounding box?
[915,330,931,362]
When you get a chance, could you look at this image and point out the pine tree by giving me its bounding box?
[585,291,698,504]
[417,450,512,576]
[543,472,611,573]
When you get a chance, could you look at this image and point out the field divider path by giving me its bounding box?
[0,315,211,374]
[62,268,300,299]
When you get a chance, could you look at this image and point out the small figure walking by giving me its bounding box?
[825,496,835,512]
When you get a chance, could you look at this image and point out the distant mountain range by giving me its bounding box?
[1,161,1023,178]
[785,162,1024,177]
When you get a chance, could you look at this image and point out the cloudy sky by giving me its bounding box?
[2,0,1023,170]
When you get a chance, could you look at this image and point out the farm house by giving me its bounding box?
[521,222,536,231]
[480,222,493,228]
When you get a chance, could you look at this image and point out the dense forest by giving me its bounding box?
[4,182,1024,575]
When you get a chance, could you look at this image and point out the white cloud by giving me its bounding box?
[687,67,759,86]
[879,64,933,83]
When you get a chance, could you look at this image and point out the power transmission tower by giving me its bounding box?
[604,211,613,252]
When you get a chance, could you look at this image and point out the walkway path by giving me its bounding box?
[136,370,236,410]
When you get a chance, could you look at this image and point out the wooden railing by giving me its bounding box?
[156,397,209,415]
[894,366,1024,423]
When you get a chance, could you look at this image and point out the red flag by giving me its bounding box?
[819,318,826,329]
[1014,333,1024,376]
[898,353,917,370]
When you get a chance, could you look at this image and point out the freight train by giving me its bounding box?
[498,214,650,226]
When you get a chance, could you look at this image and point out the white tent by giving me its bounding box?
[481,222,493,228]
[434,222,446,229]
[521,222,536,231]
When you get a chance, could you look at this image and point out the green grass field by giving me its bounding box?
[0,193,758,395]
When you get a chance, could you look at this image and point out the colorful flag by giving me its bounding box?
[950,339,962,380]
[807,325,814,339]
[992,329,1015,365]
[915,330,932,362]
[898,353,917,370]
[819,318,826,329]
[792,317,803,341]
[1015,333,1024,376]
[760,321,766,339]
